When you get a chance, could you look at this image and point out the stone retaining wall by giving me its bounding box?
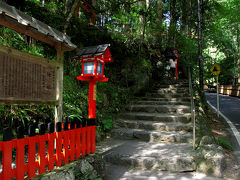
[32,155,105,180]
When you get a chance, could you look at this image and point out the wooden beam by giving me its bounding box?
[54,45,64,123]
[0,44,61,67]
[0,14,73,51]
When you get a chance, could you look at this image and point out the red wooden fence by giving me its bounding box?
[0,119,96,180]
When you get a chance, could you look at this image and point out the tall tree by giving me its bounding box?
[156,0,163,48]
[197,0,203,90]
[168,0,178,47]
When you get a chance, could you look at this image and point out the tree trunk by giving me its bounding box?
[63,0,81,34]
[156,0,163,48]
[237,25,240,84]
[138,1,144,36]
[146,0,150,9]
[123,2,130,32]
[168,0,177,47]
[181,0,189,34]
[197,0,204,90]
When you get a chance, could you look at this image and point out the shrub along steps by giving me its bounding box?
[115,120,192,132]
[111,128,192,143]
[125,104,191,114]
[102,139,196,172]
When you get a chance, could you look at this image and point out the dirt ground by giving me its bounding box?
[207,108,240,180]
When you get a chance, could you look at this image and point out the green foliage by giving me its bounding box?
[1,0,238,136]
[217,137,233,151]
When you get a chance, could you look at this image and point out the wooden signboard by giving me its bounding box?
[0,45,60,105]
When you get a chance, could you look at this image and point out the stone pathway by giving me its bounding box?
[97,81,229,180]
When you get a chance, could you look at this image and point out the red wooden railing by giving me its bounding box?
[0,119,96,180]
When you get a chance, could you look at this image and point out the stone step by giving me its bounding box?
[133,100,191,105]
[119,112,191,123]
[104,164,223,180]
[157,84,189,88]
[115,120,192,132]
[146,93,190,98]
[111,128,192,143]
[151,89,189,94]
[102,139,196,172]
[125,105,191,114]
[136,97,191,102]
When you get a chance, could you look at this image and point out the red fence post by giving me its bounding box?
[63,122,70,164]
[70,121,77,161]
[28,125,37,179]
[89,119,96,153]
[38,134,46,174]
[56,122,63,167]
[91,125,96,153]
[81,119,87,156]
[16,138,26,179]
[47,123,55,171]
[28,136,37,179]
[75,119,81,159]
[2,140,13,180]
[16,126,26,179]
[2,127,13,180]
[0,141,2,179]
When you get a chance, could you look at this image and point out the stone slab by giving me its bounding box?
[115,120,192,132]
[146,93,190,98]
[111,128,192,143]
[119,112,191,123]
[134,100,191,105]
[101,139,196,172]
[136,97,191,102]
[104,163,232,180]
[126,104,190,114]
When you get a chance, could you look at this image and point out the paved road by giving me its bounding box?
[205,92,240,131]
[206,92,240,180]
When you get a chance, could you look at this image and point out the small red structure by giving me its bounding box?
[76,44,113,153]
[75,0,97,25]
[173,49,180,79]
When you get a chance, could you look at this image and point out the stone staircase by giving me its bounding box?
[100,81,199,179]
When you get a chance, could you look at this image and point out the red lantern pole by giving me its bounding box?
[88,80,97,119]
[175,60,178,79]
[173,50,180,79]
[76,44,113,155]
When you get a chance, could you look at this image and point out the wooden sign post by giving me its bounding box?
[210,63,221,117]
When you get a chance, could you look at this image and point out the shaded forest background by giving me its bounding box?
[0,0,239,137]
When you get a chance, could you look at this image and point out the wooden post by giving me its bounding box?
[55,44,64,124]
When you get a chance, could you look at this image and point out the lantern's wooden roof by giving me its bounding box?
[0,1,76,50]
[76,44,110,58]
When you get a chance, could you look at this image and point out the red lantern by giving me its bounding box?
[75,44,113,154]
[75,44,113,119]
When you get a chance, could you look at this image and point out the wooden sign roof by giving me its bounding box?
[0,1,76,51]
